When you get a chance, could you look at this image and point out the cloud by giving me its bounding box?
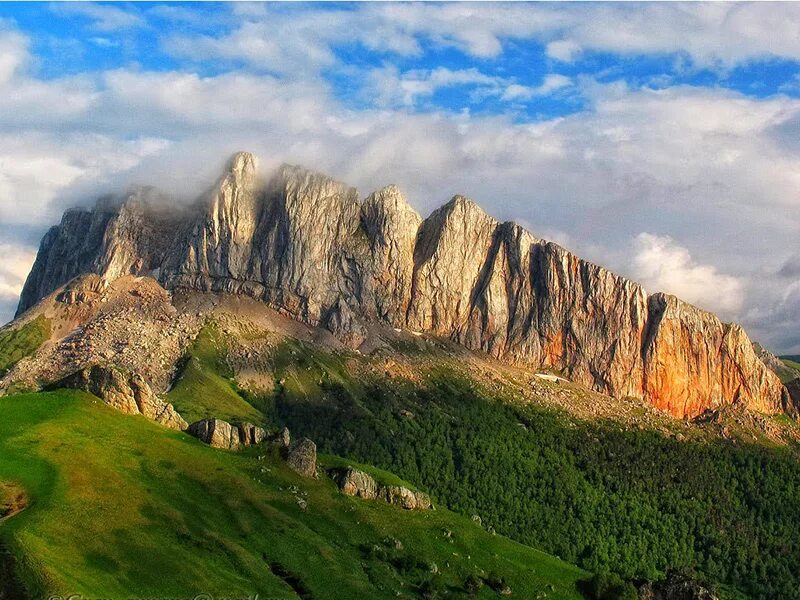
[2,12,800,352]
[368,67,573,108]
[161,7,361,75]
[501,74,572,101]
[0,130,171,229]
[546,40,582,62]
[631,233,744,316]
[779,254,800,279]
[369,66,504,108]
[159,3,800,74]
[50,3,144,32]
[0,243,36,324]
[0,26,28,85]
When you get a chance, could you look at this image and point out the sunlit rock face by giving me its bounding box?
[17,151,791,419]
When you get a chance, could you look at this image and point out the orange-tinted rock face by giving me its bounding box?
[642,294,787,418]
[16,152,794,420]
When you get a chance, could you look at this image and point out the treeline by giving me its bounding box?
[270,368,800,600]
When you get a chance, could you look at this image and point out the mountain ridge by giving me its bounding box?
[14,151,794,419]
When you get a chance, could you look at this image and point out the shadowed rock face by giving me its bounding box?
[16,151,792,419]
[286,438,317,478]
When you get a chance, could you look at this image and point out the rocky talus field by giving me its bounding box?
[2,153,800,599]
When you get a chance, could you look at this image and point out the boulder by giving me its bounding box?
[187,418,267,450]
[238,422,267,446]
[187,419,241,449]
[380,485,432,510]
[329,467,379,500]
[269,426,291,449]
[54,365,187,430]
[329,466,432,510]
[286,438,317,477]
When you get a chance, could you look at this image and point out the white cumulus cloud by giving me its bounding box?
[631,233,744,316]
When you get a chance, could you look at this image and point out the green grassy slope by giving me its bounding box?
[0,316,50,376]
[257,344,800,600]
[167,325,264,424]
[0,391,588,599]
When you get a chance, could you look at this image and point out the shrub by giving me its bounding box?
[589,572,638,600]
[464,573,483,594]
[419,575,446,599]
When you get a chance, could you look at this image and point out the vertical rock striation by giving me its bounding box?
[16,151,792,419]
[17,187,184,317]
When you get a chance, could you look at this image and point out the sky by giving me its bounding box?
[1,2,800,352]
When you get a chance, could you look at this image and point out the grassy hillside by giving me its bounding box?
[0,390,588,599]
[0,316,50,377]
[242,342,800,600]
[167,325,264,424]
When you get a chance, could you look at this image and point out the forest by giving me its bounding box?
[269,366,800,600]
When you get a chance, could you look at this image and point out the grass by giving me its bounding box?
[780,357,800,377]
[0,390,588,599]
[0,316,50,376]
[167,325,264,425]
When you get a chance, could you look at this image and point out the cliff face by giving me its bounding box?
[16,152,792,418]
[16,187,185,317]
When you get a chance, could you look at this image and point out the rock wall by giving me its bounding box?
[17,151,791,419]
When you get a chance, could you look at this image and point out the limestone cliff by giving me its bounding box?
[15,151,792,418]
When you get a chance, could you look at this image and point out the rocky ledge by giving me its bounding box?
[186,418,267,450]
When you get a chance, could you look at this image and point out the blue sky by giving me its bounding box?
[5,2,800,116]
[2,2,800,351]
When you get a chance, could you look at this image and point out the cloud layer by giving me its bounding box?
[1,3,800,353]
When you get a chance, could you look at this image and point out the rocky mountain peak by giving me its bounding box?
[362,185,421,236]
[228,151,257,180]
[438,194,493,224]
[272,163,354,198]
[14,151,794,419]
[364,184,416,213]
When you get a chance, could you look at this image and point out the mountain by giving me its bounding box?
[3,152,800,598]
[15,151,792,420]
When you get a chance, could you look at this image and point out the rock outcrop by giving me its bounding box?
[753,343,800,383]
[286,438,317,477]
[381,485,433,510]
[187,418,267,449]
[54,365,187,430]
[330,466,379,499]
[637,572,719,600]
[16,151,793,419]
[270,426,291,450]
[329,466,432,510]
[783,377,800,414]
[17,188,185,318]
